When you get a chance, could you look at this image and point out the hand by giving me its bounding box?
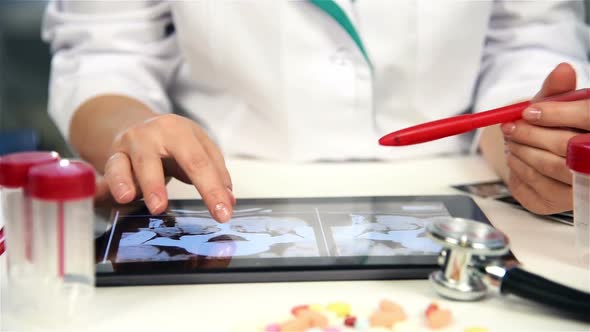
[96,114,235,222]
[502,63,589,215]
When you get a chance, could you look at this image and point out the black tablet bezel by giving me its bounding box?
[95,195,490,286]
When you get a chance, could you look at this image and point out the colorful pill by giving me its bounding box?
[264,323,281,332]
[424,303,439,317]
[343,315,357,327]
[369,311,397,329]
[298,310,329,328]
[377,300,406,322]
[326,302,351,318]
[426,309,453,330]
[280,318,310,331]
[379,300,403,313]
[291,305,310,316]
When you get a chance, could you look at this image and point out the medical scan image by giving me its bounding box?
[115,209,321,262]
[108,201,449,263]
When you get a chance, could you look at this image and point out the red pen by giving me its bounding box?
[379,88,590,146]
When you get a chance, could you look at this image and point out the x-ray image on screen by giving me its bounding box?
[114,209,321,263]
[107,200,449,265]
[329,214,442,256]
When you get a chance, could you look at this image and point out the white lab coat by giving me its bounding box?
[42,0,590,162]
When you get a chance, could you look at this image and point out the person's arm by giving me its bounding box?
[71,95,235,222]
[475,1,590,215]
[474,1,589,111]
[43,1,235,221]
[70,95,156,173]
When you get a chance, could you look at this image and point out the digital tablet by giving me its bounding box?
[95,195,490,286]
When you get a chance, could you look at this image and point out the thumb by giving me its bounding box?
[533,63,577,101]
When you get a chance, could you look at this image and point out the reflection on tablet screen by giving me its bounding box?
[116,213,321,262]
[331,215,440,256]
[106,201,448,263]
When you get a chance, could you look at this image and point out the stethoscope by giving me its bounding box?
[426,218,590,321]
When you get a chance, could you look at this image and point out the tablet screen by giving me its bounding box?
[114,202,445,260]
[96,196,488,277]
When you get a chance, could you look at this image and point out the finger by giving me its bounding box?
[506,154,572,214]
[192,129,236,206]
[533,63,577,101]
[162,157,192,184]
[161,159,237,206]
[506,171,547,214]
[162,160,236,205]
[192,127,233,191]
[128,148,168,215]
[167,137,233,223]
[104,152,136,204]
[501,120,578,157]
[505,141,572,185]
[94,176,112,204]
[94,176,127,213]
[522,100,590,131]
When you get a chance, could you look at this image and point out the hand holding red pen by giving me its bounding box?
[379,62,588,214]
[502,63,589,215]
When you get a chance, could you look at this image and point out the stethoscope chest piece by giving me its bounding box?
[426,217,590,321]
[427,218,510,301]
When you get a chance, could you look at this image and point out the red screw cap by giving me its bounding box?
[567,134,590,175]
[28,160,96,201]
[0,151,60,188]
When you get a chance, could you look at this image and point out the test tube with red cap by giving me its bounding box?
[0,151,60,283]
[27,159,96,314]
[567,134,590,266]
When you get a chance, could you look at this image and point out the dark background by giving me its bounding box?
[0,1,589,158]
[0,1,69,155]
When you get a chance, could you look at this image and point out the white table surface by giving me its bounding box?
[1,156,589,332]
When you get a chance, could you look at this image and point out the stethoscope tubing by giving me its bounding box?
[501,267,590,321]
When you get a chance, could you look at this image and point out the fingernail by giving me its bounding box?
[501,123,516,136]
[523,107,542,121]
[115,183,131,200]
[147,193,162,212]
[214,203,231,222]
